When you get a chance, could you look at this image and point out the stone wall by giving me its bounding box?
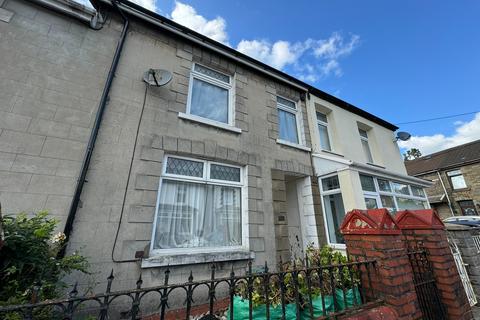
[0,0,119,230]
[54,4,317,294]
[447,224,480,299]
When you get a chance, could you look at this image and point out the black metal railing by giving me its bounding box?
[407,249,447,320]
[0,258,380,320]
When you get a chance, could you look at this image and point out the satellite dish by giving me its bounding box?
[396,131,412,141]
[143,69,173,86]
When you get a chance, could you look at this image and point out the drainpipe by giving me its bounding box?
[437,171,455,217]
[60,0,129,257]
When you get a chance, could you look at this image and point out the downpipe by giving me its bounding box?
[60,0,129,257]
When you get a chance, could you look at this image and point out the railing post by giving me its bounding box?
[340,209,418,319]
[159,268,170,320]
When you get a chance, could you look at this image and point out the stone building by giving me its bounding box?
[0,0,428,301]
[405,139,480,219]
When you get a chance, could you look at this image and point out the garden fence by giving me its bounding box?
[0,258,381,320]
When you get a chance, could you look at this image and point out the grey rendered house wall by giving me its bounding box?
[59,10,316,292]
[0,0,118,230]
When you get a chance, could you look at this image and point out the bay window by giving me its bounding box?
[186,63,233,125]
[359,173,429,213]
[277,96,300,144]
[152,156,245,254]
[320,175,346,246]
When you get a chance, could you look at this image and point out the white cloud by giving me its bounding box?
[398,113,480,155]
[168,2,359,81]
[171,1,228,44]
[236,40,305,69]
[314,33,360,59]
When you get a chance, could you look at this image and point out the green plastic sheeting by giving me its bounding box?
[227,288,360,319]
[227,296,297,320]
[335,287,361,311]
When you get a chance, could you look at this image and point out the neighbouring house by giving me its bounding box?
[305,94,431,250]
[405,139,480,219]
[0,0,428,300]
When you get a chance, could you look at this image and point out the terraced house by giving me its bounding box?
[0,0,429,293]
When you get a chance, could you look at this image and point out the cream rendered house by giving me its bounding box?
[305,93,431,249]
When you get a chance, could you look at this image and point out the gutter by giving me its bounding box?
[60,0,129,256]
[28,0,99,26]
[350,161,432,187]
[436,171,455,216]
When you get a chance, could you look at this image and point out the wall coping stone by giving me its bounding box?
[340,209,401,235]
[395,209,444,230]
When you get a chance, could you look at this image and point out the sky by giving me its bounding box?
[85,0,480,156]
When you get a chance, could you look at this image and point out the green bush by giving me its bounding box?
[0,211,89,307]
[235,244,360,308]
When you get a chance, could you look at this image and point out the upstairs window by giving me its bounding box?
[358,128,374,163]
[277,96,300,144]
[447,170,467,190]
[316,112,331,151]
[187,63,233,124]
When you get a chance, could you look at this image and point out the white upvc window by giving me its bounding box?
[186,63,234,125]
[359,174,429,213]
[316,111,331,151]
[447,169,467,190]
[358,128,374,163]
[277,96,301,145]
[150,155,248,256]
[319,174,346,249]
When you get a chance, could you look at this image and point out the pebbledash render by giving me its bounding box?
[0,0,429,293]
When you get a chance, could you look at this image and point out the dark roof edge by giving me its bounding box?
[92,0,398,131]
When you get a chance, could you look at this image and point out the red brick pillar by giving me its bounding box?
[396,209,473,320]
[340,209,421,319]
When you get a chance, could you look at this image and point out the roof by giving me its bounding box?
[91,0,398,131]
[405,139,480,175]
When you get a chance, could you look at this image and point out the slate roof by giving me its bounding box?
[405,139,480,176]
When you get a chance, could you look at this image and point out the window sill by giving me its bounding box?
[453,187,471,193]
[320,149,344,157]
[329,243,346,251]
[141,250,254,268]
[178,112,242,134]
[366,162,386,169]
[276,139,311,152]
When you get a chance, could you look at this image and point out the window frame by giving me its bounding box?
[276,96,302,146]
[447,169,468,190]
[359,173,430,212]
[150,155,248,257]
[316,111,332,151]
[458,200,478,215]
[358,128,374,163]
[319,173,347,250]
[185,63,235,126]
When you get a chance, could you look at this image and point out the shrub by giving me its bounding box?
[236,244,360,308]
[0,211,89,307]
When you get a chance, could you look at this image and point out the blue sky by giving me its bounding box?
[120,0,480,155]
